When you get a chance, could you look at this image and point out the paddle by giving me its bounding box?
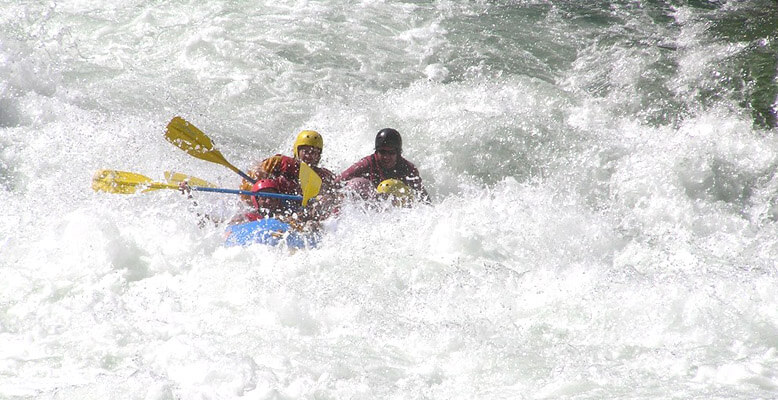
[164,116,254,182]
[298,161,322,206]
[164,171,216,188]
[164,116,322,206]
[92,169,304,201]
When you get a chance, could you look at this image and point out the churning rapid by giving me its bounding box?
[2,1,778,399]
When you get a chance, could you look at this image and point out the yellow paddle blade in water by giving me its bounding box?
[299,162,322,206]
[92,169,177,194]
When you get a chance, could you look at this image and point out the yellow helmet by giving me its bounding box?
[376,179,411,199]
[293,130,323,158]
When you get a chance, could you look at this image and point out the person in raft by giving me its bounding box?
[180,176,317,232]
[337,128,430,204]
[240,130,337,197]
[177,176,289,220]
[376,178,414,208]
[240,129,337,218]
[229,178,288,224]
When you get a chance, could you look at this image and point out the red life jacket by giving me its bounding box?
[267,155,336,195]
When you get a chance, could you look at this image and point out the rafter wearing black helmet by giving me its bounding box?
[337,128,430,204]
[375,128,402,154]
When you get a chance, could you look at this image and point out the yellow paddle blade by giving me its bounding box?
[92,169,151,194]
[299,162,322,206]
[165,117,243,176]
[164,171,216,188]
[92,169,177,194]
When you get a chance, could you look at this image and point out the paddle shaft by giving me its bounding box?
[227,165,256,184]
[166,117,257,184]
[190,186,302,201]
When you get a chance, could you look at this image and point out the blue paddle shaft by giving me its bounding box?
[191,186,303,201]
[236,170,256,184]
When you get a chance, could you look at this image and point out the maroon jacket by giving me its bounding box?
[337,154,430,202]
[262,155,337,196]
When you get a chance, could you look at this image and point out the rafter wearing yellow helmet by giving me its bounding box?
[376,178,413,207]
[293,130,324,158]
[241,129,337,219]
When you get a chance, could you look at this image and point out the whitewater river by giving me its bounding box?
[2,1,778,399]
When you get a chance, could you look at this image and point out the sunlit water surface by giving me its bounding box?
[2,1,778,399]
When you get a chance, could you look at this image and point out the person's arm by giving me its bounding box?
[336,156,371,183]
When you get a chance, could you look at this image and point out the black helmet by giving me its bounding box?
[375,128,402,154]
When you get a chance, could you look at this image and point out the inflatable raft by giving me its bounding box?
[224,218,318,249]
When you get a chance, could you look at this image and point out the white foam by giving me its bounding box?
[3,1,778,398]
